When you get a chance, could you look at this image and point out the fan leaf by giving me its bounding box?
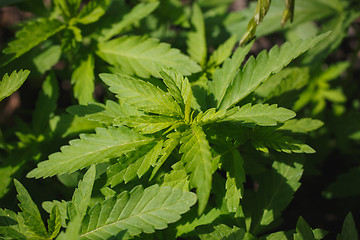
[0,70,30,102]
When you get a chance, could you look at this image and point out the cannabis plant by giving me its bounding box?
[1,0,360,239]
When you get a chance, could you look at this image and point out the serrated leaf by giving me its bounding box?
[180,124,212,214]
[194,108,228,126]
[0,208,26,240]
[207,35,237,69]
[107,141,163,187]
[27,127,154,178]
[223,150,245,212]
[2,18,65,65]
[79,185,197,239]
[249,161,303,234]
[0,70,30,102]
[208,42,253,109]
[159,67,192,122]
[116,115,181,134]
[162,169,190,192]
[67,100,142,125]
[187,3,207,67]
[97,2,159,42]
[254,67,310,99]
[97,36,201,78]
[224,103,296,126]
[294,217,315,240]
[77,0,110,25]
[47,205,61,239]
[100,73,182,117]
[251,128,315,154]
[42,200,68,228]
[56,215,82,240]
[32,72,59,133]
[336,213,358,240]
[278,118,324,133]
[196,224,246,240]
[71,54,95,105]
[72,166,96,219]
[219,33,329,110]
[14,180,48,238]
[151,132,182,179]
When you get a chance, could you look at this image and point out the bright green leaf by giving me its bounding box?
[220,33,329,110]
[2,18,65,65]
[14,179,49,238]
[187,3,207,67]
[97,36,201,78]
[100,73,182,117]
[180,124,212,214]
[79,185,197,239]
[27,127,154,178]
[224,103,296,126]
[71,54,95,105]
[0,70,30,102]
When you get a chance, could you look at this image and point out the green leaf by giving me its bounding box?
[47,205,61,239]
[196,224,246,240]
[249,161,303,234]
[100,73,182,117]
[42,200,68,228]
[117,115,181,134]
[32,72,59,133]
[33,45,62,74]
[194,108,228,126]
[180,124,212,214]
[208,42,253,109]
[0,208,26,240]
[79,185,197,239]
[71,54,95,105]
[277,118,324,133]
[67,100,142,125]
[159,67,192,122]
[71,166,96,219]
[0,70,30,102]
[77,0,110,25]
[337,213,359,240]
[187,3,207,67]
[151,132,182,179]
[97,2,159,42]
[251,128,315,154]
[224,103,296,126]
[162,169,190,192]
[56,215,82,240]
[207,35,237,69]
[223,150,245,212]
[14,179,49,238]
[254,67,310,99]
[27,127,154,178]
[219,33,329,110]
[2,18,65,65]
[97,36,201,78]
[294,217,315,240]
[107,141,163,187]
